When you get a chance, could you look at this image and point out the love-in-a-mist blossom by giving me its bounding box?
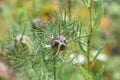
[15,34,34,55]
[32,18,45,31]
[51,35,67,53]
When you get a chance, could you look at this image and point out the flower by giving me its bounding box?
[15,34,22,41]
[32,18,45,30]
[51,35,67,52]
[15,34,34,55]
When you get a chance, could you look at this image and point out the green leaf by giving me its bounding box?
[92,48,102,62]
[93,66,104,80]
[77,32,87,53]
[75,71,84,80]
[82,0,89,7]
[78,65,93,80]
[94,0,104,27]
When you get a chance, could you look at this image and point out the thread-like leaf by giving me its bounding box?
[93,66,104,80]
[82,0,89,7]
[92,48,102,62]
[94,0,104,27]
[77,32,87,53]
[79,65,92,80]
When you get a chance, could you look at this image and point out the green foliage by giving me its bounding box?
[78,65,92,80]
[82,0,89,7]
[0,77,5,80]
[77,30,87,53]
[93,0,104,27]
[4,0,104,80]
[93,66,104,80]
[92,48,102,62]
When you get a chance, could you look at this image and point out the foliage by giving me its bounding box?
[0,0,105,80]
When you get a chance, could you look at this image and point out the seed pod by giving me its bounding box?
[15,34,34,55]
[32,18,45,31]
[51,35,67,52]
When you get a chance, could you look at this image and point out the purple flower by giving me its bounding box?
[15,34,34,55]
[32,18,44,30]
[15,34,22,41]
[51,35,67,52]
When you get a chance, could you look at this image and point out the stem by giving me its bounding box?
[87,29,93,73]
[53,54,56,80]
[53,44,61,80]
[32,64,40,80]
[87,0,94,73]
[68,0,71,21]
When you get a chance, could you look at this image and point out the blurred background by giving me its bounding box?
[0,0,120,80]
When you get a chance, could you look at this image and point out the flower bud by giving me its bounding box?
[15,34,34,55]
[32,18,45,30]
[51,35,67,52]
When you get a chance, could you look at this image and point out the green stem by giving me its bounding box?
[53,52,57,80]
[87,0,94,73]
[68,0,71,21]
[32,65,40,80]
[87,28,93,73]
[53,44,61,80]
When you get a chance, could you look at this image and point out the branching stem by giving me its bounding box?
[87,0,94,73]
